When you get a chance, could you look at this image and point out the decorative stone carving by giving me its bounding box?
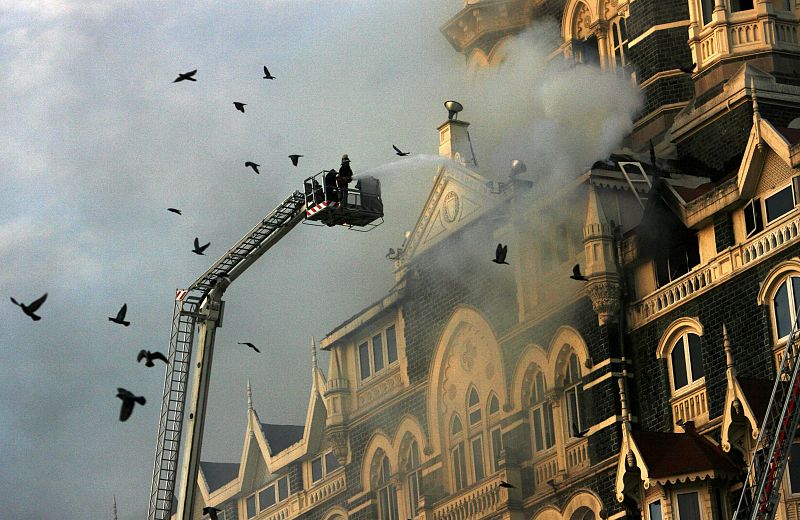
[587,279,621,325]
[574,3,592,40]
[443,191,460,223]
[358,369,403,410]
[326,427,349,465]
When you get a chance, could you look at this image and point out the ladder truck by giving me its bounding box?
[146,173,383,520]
[733,307,800,520]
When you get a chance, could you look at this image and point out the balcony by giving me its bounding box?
[628,211,800,329]
[671,383,709,430]
[566,438,589,473]
[532,451,558,489]
[431,470,512,520]
[252,470,346,520]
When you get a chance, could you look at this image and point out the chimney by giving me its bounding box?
[438,100,477,167]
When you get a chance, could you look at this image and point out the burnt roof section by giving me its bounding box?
[631,426,739,479]
[199,461,239,492]
[260,422,305,455]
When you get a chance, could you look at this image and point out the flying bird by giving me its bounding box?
[167,208,182,215]
[385,248,397,259]
[393,145,410,157]
[173,69,197,82]
[572,422,590,438]
[570,264,589,282]
[10,293,47,321]
[203,507,222,520]
[116,388,146,422]
[499,481,516,489]
[492,243,509,265]
[238,342,261,353]
[262,66,276,79]
[137,350,169,367]
[288,154,303,166]
[245,161,261,174]
[193,237,210,255]
[109,304,130,326]
[679,62,696,74]
[233,102,246,113]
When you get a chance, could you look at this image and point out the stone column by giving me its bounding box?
[547,387,568,476]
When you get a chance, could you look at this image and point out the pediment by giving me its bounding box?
[400,165,500,262]
[738,117,794,201]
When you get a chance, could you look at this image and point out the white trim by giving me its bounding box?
[628,20,691,48]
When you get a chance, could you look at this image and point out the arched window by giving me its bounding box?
[610,18,628,75]
[466,387,485,482]
[771,275,800,342]
[450,415,467,491]
[468,387,482,426]
[563,353,584,438]
[377,456,398,520]
[668,332,705,393]
[404,440,423,518]
[487,393,503,472]
[529,370,556,452]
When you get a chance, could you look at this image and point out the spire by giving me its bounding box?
[724,324,737,378]
[247,378,253,412]
[584,184,611,239]
[112,496,118,520]
[311,336,319,391]
[751,76,764,150]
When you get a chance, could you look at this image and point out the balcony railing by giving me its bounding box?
[671,383,709,429]
[628,212,800,329]
[252,470,346,520]
[532,451,558,488]
[566,438,589,472]
[431,471,510,520]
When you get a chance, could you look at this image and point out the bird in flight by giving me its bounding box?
[679,62,696,74]
[572,422,590,438]
[203,507,222,520]
[233,102,246,113]
[263,66,276,79]
[193,237,210,255]
[167,208,182,215]
[499,481,516,489]
[10,293,47,321]
[570,264,589,282]
[109,304,131,326]
[116,388,146,422]
[137,350,169,367]
[173,69,197,82]
[492,243,509,265]
[245,161,261,174]
[238,342,261,353]
[393,145,410,157]
[288,154,303,166]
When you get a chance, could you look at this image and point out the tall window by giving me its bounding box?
[310,450,341,485]
[649,501,663,520]
[468,387,482,426]
[450,415,468,491]
[772,276,800,341]
[377,456,399,520]
[359,324,400,381]
[788,443,800,494]
[404,440,423,518]
[610,18,628,74]
[700,0,714,25]
[250,475,290,515]
[669,333,705,392]
[488,394,503,472]
[529,370,555,452]
[675,491,702,520]
[563,353,584,437]
[731,0,754,11]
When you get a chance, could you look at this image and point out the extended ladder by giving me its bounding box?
[618,162,651,209]
[733,306,800,520]
[147,191,306,520]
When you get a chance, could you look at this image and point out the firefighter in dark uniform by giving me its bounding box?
[336,154,353,206]
[324,169,338,202]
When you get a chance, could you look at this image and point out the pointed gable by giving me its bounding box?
[400,164,500,263]
[259,423,305,455]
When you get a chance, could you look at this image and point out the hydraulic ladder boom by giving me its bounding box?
[147,191,306,520]
[733,307,800,520]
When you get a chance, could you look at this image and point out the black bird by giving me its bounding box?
[570,263,589,282]
[233,102,246,113]
[173,69,197,82]
[245,161,261,174]
[385,247,397,259]
[288,154,303,166]
[393,145,410,157]
[10,293,47,321]
[499,480,516,489]
[238,342,261,353]
[572,422,590,438]
[203,507,222,520]
[167,208,182,215]
[193,237,210,255]
[137,350,169,367]
[116,388,146,422]
[263,66,276,79]
[679,62,696,74]
[492,243,509,265]
[109,304,130,326]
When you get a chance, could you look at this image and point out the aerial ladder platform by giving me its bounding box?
[734,307,800,520]
[147,174,382,520]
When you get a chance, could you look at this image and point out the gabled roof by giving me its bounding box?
[737,377,773,423]
[630,428,739,480]
[260,423,305,455]
[200,462,240,492]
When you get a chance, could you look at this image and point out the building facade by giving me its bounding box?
[187,1,800,520]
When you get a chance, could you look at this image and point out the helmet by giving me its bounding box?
[341,154,350,163]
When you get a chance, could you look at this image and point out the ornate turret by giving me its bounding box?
[583,185,621,325]
[323,343,350,464]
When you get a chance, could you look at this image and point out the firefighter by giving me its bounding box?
[324,169,338,202]
[336,154,353,206]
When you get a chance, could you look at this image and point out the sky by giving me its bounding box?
[0,2,641,519]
